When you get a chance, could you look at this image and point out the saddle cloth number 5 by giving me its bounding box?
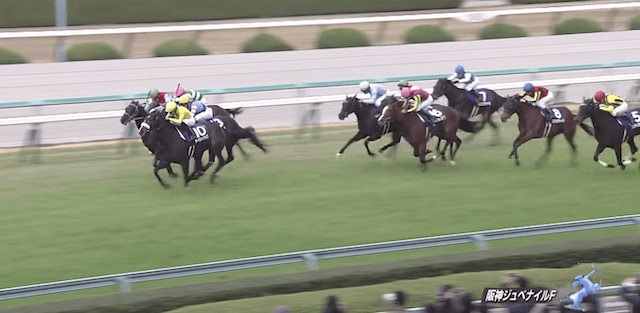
[551,108,562,119]
[428,109,443,117]
[194,125,207,138]
[631,111,640,123]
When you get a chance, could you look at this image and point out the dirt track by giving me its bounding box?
[0,0,639,63]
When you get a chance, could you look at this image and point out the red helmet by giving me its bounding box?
[594,91,605,102]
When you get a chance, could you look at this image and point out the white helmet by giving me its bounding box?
[359,81,370,92]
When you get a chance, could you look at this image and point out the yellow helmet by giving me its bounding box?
[166,102,177,113]
[178,94,191,105]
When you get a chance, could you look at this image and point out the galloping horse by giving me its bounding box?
[501,95,593,167]
[431,78,506,144]
[576,98,640,170]
[377,96,482,170]
[337,95,402,157]
[139,108,227,187]
[121,100,251,160]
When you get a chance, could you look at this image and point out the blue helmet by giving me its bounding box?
[455,65,465,74]
[523,83,534,93]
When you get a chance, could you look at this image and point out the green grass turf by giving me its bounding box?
[169,263,640,313]
[0,120,638,309]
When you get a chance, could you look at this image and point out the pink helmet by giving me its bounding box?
[175,87,185,97]
[401,87,412,98]
[594,91,605,102]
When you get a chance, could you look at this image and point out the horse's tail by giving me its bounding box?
[232,126,268,154]
[225,107,244,118]
[459,118,483,133]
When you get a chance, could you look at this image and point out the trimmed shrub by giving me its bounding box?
[478,24,528,39]
[553,18,605,35]
[404,25,455,44]
[242,33,295,53]
[316,28,371,49]
[153,39,208,57]
[0,48,28,64]
[630,14,640,30]
[66,42,124,61]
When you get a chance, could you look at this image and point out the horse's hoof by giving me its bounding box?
[210,174,218,184]
[450,160,456,166]
[623,159,632,165]
[162,184,171,189]
[336,152,342,159]
[607,164,615,169]
[368,153,376,157]
[621,165,626,171]
[169,173,178,178]
[632,157,638,162]
[515,160,520,167]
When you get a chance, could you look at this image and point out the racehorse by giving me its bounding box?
[139,107,227,188]
[213,116,268,164]
[377,96,482,171]
[431,78,506,144]
[337,95,402,158]
[576,98,640,170]
[121,100,251,160]
[501,95,593,167]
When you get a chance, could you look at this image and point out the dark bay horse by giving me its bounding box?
[377,96,482,170]
[431,78,506,144]
[121,100,251,160]
[139,108,227,188]
[501,95,593,167]
[213,116,268,164]
[576,98,640,170]
[337,95,402,158]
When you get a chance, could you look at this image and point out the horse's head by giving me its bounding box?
[121,100,144,125]
[139,106,165,137]
[431,78,453,99]
[500,94,522,122]
[339,94,361,120]
[377,96,402,126]
[576,97,597,122]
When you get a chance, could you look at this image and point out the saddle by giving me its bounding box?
[175,123,210,144]
[465,89,491,106]
[539,107,565,124]
[417,107,446,127]
[614,110,640,131]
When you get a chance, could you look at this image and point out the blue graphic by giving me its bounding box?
[560,264,602,312]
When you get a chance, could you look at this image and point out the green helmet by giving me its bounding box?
[397,80,409,88]
[149,88,160,99]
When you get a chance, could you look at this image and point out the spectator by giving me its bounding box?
[273,306,290,313]
[383,290,407,312]
[620,284,640,313]
[425,285,487,313]
[323,295,346,313]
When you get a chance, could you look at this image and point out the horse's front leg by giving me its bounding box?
[337,132,367,158]
[418,140,434,172]
[593,143,614,168]
[364,138,376,157]
[509,132,535,167]
[181,161,192,187]
[154,160,170,189]
[615,146,626,170]
[378,131,401,154]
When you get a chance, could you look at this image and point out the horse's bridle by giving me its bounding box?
[123,103,144,125]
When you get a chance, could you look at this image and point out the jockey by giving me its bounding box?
[177,94,193,108]
[189,99,215,124]
[447,65,484,105]
[401,87,436,124]
[165,101,195,139]
[520,83,553,112]
[174,87,207,104]
[359,81,392,107]
[397,80,421,92]
[594,91,632,122]
[144,88,172,112]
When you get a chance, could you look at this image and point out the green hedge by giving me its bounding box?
[316,28,371,49]
[241,33,295,53]
[404,25,455,43]
[630,14,640,30]
[478,24,528,39]
[153,39,208,57]
[8,235,640,313]
[0,0,463,28]
[553,18,605,35]
[66,42,124,61]
[0,48,28,64]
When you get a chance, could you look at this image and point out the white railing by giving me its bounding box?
[2,73,639,127]
[0,2,638,39]
[1,214,638,301]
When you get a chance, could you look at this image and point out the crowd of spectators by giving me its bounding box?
[270,274,640,313]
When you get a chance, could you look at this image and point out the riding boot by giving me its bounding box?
[473,90,483,104]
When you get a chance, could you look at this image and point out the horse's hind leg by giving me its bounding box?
[450,137,462,166]
[247,128,268,154]
[210,147,227,185]
[624,137,638,165]
[226,141,236,164]
[181,161,192,187]
[593,143,614,169]
[615,146,626,170]
[235,142,250,160]
[166,164,178,178]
